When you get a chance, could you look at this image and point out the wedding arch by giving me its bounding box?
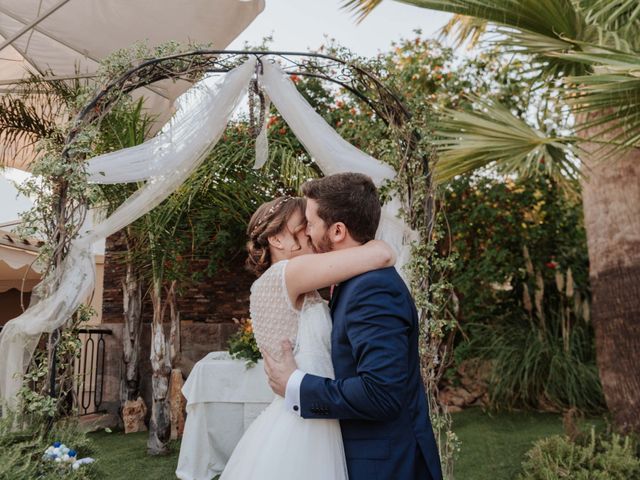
[0,50,435,411]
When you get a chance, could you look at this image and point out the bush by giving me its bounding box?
[519,429,640,479]
[444,174,604,412]
[461,318,605,413]
[0,412,96,480]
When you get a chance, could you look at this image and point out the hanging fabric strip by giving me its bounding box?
[0,58,256,412]
[86,59,256,184]
[258,60,396,187]
[253,94,271,169]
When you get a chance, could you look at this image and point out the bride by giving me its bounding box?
[219,195,394,480]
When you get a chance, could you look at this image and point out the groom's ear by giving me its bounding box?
[329,222,348,243]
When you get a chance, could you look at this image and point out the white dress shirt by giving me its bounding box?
[284,369,305,416]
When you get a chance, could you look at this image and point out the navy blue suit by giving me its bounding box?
[300,267,443,480]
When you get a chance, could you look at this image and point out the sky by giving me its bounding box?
[228,0,452,56]
[1,1,452,225]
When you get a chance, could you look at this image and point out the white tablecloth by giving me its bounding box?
[176,352,275,480]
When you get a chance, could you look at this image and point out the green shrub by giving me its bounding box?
[0,412,96,480]
[444,174,604,412]
[519,429,640,479]
[463,318,605,413]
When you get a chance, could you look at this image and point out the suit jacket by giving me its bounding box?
[299,267,443,480]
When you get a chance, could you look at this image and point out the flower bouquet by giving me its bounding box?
[227,317,261,367]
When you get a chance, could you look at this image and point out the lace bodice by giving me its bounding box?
[250,261,299,360]
[250,260,334,378]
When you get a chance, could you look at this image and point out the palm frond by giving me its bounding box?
[344,0,615,80]
[264,136,322,193]
[0,96,60,144]
[341,0,385,23]
[560,51,640,151]
[434,96,580,189]
[582,0,640,44]
[439,14,487,49]
[0,72,82,168]
[346,0,586,41]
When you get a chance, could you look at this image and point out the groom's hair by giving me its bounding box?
[302,173,380,243]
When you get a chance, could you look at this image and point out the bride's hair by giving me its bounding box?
[246,196,306,276]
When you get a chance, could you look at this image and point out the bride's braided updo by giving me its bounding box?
[246,196,306,276]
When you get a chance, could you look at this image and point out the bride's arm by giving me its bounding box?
[285,240,395,304]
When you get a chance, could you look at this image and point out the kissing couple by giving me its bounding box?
[220,173,443,480]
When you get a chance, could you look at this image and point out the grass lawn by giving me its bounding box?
[89,408,604,479]
[89,430,181,479]
[454,409,559,479]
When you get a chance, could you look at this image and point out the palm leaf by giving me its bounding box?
[264,135,322,192]
[582,0,640,45]
[434,96,579,188]
[439,14,487,49]
[0,73,83,167]
[346,0,586,40]
[556,50,640,151]
[342,0,385,23]
[344,0,634,73]
[343,0,591,81]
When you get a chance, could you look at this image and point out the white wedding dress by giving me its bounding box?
[220,260,348,480]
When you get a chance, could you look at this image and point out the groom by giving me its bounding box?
[263,173,443,480]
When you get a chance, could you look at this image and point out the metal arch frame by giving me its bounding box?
[60,47,431,240]
[46,50,433,404]
[66,49,414,149]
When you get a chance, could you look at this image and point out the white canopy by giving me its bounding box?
[0,0,265,170]
[0,231,42,293]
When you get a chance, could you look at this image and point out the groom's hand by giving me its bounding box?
[262,340,298,397]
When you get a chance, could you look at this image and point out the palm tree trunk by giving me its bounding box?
[147,278,172,455]
[120,229,143,404]
[168,280,180,365]
[579,115,640,434]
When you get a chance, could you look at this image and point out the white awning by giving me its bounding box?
[0,231,42,292]
[0,0,265,170]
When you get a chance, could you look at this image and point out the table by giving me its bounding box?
[176,351,275,480]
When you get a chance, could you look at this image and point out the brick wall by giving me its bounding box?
[99,231,258,418]
[101,231,255,360]
[103,232,253,320]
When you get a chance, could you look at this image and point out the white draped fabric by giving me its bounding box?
[0,55,418,411]
[258,61,397,185]
[0,58,256,410]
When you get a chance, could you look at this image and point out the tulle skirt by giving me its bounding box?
[220,396,348,480]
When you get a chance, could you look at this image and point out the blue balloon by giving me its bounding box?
[53,441,61,448]
[69,450,77,457]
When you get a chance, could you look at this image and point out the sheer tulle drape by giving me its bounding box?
[0,58,256,411]
[0,56,417,411]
